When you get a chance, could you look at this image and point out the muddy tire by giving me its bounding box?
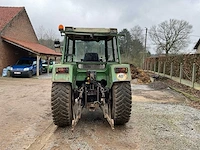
[51,83,72,127]
[112,82,132,125]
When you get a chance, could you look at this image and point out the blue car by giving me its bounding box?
[10,57,42,77]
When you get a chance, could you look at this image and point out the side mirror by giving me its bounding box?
[54,40,60,48]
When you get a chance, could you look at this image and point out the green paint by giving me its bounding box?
[52,26,131,89]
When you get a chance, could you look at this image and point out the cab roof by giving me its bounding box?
[63,26,117,34]
[61,26,118,41]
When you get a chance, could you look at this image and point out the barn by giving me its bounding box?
[0,6,61,76]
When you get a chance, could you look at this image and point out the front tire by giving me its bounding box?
[28,71,32,78]
[112,82,132,125]
[51,83,72,127]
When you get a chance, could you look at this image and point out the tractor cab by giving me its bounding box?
[56,26,120,64]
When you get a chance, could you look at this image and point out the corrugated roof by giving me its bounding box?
[2,36,62,56]
[0,7,23,31]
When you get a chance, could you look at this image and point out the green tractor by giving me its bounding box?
[51,25,132,130]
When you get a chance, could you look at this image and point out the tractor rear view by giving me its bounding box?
[51,25,132,130]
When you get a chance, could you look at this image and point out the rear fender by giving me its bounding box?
[52,64,74,84]
[108,64,131,88]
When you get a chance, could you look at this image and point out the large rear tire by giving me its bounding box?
[112,82,132,125]
[51,83,72,127]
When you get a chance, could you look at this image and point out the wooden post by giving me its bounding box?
[163,62,166,76]
[179,63,183,83]
[47,56,50,75]
[170,62,173,79]
[192,63,196,88]
[154,61,156,73]
[158,61,160,74]
[36,55,40,77]
[150,62,152,71]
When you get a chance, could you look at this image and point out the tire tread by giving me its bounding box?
[51,83,72,127]
[112,82,132,125]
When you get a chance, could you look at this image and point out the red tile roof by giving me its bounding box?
[0,7,24,31]
[2,36,62,56]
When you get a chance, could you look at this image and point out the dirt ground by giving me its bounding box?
[0,77,200,150]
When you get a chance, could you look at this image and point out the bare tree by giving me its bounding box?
[130,25,144,43]
[149,19,192,55]
[36,26,46,40]
[36,26,57,49]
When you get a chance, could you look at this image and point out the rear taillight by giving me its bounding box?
[114,67,128,73]
[56,67,69,73]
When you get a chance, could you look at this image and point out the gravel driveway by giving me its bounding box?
[0,77,199,150]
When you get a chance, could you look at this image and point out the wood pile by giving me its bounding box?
[130,64,151,84]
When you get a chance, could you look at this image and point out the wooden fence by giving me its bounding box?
[144,54,200,88]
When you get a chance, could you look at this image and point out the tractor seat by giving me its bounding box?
[83,53,99,61]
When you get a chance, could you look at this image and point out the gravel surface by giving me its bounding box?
[0,77,200,150]
[132,82,200,150]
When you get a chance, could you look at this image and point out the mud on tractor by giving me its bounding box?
[51,25,132,130]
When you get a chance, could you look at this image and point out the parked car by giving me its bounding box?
[10,57,42,77]
[42,60,55,73]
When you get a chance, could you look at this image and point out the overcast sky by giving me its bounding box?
[1,0,200,53]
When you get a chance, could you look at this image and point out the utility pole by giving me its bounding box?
[143,27,148,69]
[144,27,148,53]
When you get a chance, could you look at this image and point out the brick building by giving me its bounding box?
[0,7,61,75]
